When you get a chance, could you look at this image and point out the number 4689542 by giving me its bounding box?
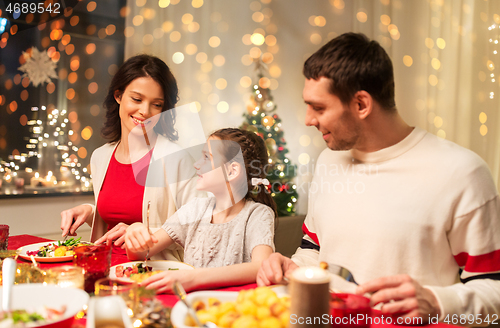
[6,2,61,14]
[443,314,498,325]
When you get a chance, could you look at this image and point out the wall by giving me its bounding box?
[0,195,93,241]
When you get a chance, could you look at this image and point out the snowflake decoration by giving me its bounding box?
[18,47,58,87]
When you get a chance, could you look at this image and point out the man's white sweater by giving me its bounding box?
[292,127,500,324]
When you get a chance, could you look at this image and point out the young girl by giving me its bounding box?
[124,128,277,293]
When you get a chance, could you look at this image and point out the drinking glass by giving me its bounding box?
[330,293,371,327]
[0,225,9,250]
[95,278,138,316]
[73,244,111,293]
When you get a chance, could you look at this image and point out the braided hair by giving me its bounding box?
[210,128,278,219]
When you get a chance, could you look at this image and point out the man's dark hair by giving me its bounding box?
[303,32,396,110]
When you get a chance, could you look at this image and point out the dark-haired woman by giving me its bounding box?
[60,55,200,260]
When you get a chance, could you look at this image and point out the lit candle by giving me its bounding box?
[46,266,84,289]
[290,266,330,327]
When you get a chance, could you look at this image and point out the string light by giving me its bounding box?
[0,106,91,189]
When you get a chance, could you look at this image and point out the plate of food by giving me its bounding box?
[171,285,289,328]
[17,238,91,263]
[0,283,89,327]
[110,261,194,283]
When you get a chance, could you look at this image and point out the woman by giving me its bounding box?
[60,55,200,260]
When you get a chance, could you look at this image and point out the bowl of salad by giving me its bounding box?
[0,284,88,327]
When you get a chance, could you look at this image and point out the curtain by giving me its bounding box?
[124,0,500,213]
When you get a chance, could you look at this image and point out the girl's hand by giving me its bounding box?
[124,223,158,253]
[95,222,129,247]
[141,269,196,294]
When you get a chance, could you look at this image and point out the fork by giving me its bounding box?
[144,201,151,269]
[172,281,217,328]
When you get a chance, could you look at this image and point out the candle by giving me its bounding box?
[290,266,330,327]
[46,265,85,289]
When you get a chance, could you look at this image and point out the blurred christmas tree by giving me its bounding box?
[240,59,298,216]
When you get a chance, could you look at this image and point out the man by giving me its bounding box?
[257,33,500,325]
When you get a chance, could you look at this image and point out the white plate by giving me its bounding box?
[17,241,74,263]
[170,285,288,328]
[0,283,89,327]
[109,260,194,282]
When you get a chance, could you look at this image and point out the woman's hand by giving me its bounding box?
[142,269,196,294]
[60,204,93,237]
[95,223,130,247]
[124,222,158,252]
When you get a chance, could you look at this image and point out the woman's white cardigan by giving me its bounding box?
[86,134,201,261]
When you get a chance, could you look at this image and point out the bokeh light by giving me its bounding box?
[310,33,322,45]
[66,88,76,100]
[88,82,98,94]
[196,52,208,64]
[172,52,185,64]
[85,68,95,79]
[170,31,181,42]
[403,55,413,67]
[182,13,193,24]
[90,104,100,116]
[357,11,368,23]
[68,72,78,83]
[86,43,96,55]
[298,153,310,165]
[270,66,281,78]
[299,135,311,147]
[479,112,487,124]
[87,1,97,12]
[240,76,252,88]
[209,36,221,48]
[251,33,265,46]
[186,44,198,55]
[81,126,93,140]
[192,0,203,8]
[213,55,225,66]
[162,21,174,32]
[217,101,229,113]
[159,0,170,8]
[215,78,227,90]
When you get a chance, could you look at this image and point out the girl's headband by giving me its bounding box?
[251,178,270,186]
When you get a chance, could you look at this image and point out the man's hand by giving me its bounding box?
[256,252,299,286]
[356,274,441,323]
[60,204,93,237]
[94,222,129,247]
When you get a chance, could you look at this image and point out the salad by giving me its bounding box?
[0,306,66,327]
[25,237,88,258]
[115,263,179,282]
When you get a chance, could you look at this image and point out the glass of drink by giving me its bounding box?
[0,225,9,250]
[95,278,138,316]
[73,244,112,293]
[330,293,371,327]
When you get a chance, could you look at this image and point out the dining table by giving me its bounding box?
[8,234,457,328]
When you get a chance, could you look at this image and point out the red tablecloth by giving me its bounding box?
[9,234,456,327]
